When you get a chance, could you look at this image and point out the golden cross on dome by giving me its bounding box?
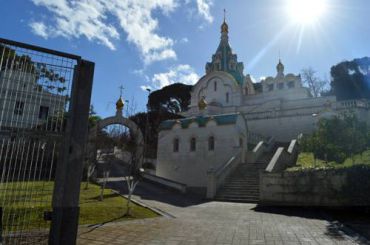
[118,85,124,97]
[279,49,281,62]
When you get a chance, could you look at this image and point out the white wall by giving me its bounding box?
[156,115,247,187]
[190,71,242,108]
[0,70,66,129]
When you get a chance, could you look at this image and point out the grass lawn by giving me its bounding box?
[287,150,370,171]
[1,182,158,232]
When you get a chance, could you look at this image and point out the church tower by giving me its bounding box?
[205,11,245,85]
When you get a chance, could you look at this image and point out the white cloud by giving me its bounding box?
[140,85,153,91]
[196,0,213,23]
[30,0,119,50]
[141,64,199,90]
[29,0,214,63]
[180,37,189,43]
[29,22,48,39]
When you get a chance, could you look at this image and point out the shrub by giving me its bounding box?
[301,112,369,163]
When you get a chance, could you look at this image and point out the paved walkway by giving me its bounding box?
[77,182,368,245]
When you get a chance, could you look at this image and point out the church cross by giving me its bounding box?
[119,85,124,97]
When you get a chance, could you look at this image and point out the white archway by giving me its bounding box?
[88,112,144,170]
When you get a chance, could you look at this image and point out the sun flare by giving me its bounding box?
[286,0,327,25]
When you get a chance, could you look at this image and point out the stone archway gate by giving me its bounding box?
[88,112,144,171]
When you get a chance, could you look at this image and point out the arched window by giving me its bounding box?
[173,138,179,152]
[214,81,217,91]
[208,136,215,151]
[226,92,229,103]
[190,137,196,152]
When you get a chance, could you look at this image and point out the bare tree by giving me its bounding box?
[84,159,96,190]
[124,153,143,216]
[301,67,329,97]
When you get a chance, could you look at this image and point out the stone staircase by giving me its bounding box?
[214,153,273,203]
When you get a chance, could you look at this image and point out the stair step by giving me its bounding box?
[217,195,259,199]
[217,190,260,195]
[226,179,258,181]
[213,151,276,202]
[216,195,259,199]
[222,184,259,187]
[222,185,259,188]
[225,180,258,182]
[221,188,259,191]
[217,191,259,195]
[217,194,259,198]
[223,183,259,185]
[222,188,258,191]
[214,198,259,203]
[223,182,259,188]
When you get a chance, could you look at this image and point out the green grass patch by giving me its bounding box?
[1,182,158,232]
[78,183,158,225]
[287,150,370,171]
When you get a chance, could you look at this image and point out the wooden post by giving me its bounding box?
[49,60,94,245]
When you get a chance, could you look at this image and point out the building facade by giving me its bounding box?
[0,69,66,131]
[155,18,370,190]
[156,113,247,190]
[182,19,370,142]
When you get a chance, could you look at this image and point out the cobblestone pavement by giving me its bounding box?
[77,182,369,245]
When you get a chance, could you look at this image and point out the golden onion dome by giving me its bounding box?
[116,97,124,111]
[221,21,228,33]
[276,59,284,73]
[198,96,207,111]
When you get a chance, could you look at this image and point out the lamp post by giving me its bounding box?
[144,88,151,166]
[124,100,129,117]
[312,113,319,167]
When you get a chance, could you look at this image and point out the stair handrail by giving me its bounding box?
[247,131,268,145]
[206,151,241,199]
[265,138,299,173]
[246,136,275,164]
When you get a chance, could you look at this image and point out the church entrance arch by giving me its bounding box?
[88,98,144,171]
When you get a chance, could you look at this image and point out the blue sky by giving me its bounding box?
[1,0,370,117]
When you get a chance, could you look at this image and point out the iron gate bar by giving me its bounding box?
[0,38,81,61]
[0,37,94,245]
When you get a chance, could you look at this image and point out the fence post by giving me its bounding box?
[49,60,94,245]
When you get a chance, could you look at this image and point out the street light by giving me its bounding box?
[124,100,129,117]
[143,88,151,166]
[311,113,320,167]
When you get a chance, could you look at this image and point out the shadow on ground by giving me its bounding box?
[253,205,370,244]
[327,208,370,242]
[107,179,207,207]
[101,160,207,207]
[253,205,326,220]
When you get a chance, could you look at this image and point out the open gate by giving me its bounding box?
[0,38,94,244]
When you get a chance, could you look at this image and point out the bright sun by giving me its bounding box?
[286,0,327,25]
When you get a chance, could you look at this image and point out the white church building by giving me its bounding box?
[155,18,370,195]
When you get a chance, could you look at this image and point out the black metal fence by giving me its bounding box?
[0,38,93,244]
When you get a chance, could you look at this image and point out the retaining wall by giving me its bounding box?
[260,165,370,206]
